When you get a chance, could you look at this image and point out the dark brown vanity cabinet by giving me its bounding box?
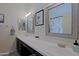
[16,38,43,56]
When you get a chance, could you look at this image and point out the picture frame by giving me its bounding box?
[0,14,4,23]
[35,9,44,26]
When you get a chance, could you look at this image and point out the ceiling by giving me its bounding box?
[0,3,52,19]
[25,3,52,13]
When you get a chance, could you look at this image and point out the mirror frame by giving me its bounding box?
[45,3,78,39]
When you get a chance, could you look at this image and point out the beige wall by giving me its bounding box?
[0,3,27,53]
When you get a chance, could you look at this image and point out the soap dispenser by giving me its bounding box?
[74,40,79,45]
[73,40,79,52]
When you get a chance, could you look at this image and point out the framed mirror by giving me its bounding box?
[27,15,34,33]
[49,3,72,34]
[45,3,78,39]
[18,19,26,31]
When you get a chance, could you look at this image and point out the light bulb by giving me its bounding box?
[25,12,31,17]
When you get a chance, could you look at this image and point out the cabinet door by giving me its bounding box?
[16,38,21,55]
[16,38,43,56]
[16,38,34,56]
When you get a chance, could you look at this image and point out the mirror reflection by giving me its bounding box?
[48,3,72,34]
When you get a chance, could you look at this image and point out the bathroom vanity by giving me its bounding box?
[16,37,43,56]
[16,34,79,56]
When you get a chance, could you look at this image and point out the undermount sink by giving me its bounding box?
[57,43,66,48]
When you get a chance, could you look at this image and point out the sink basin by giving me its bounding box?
[57,43,66,48]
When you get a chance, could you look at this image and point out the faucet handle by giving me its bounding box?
[35,36,39,38]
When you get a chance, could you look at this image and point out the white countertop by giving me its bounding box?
[16,34,79,56]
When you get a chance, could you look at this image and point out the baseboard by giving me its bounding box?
[0,49,17,56]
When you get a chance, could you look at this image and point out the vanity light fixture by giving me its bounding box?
[25,12,32,17]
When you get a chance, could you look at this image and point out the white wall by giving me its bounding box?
[0,3,27,53]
